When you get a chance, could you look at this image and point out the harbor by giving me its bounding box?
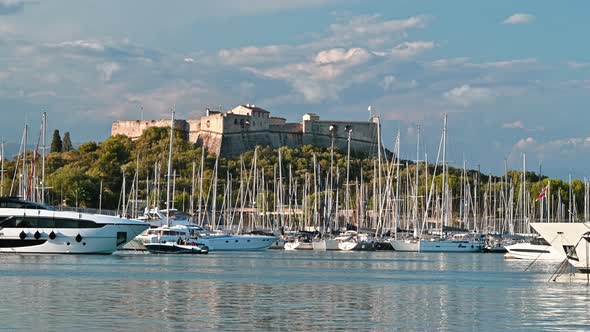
[2,251,589,331]
[2,2,589,330]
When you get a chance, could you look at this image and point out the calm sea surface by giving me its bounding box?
[1,251,589,331]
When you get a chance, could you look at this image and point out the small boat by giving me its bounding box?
[284,232,314,250]
[483,242,508,253]
[144,241,209,254]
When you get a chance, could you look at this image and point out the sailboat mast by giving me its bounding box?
[165,110,175,227]
[441,113,448,229]
[41,112,46,204]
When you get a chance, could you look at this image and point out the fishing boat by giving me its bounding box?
[0,197,149,254]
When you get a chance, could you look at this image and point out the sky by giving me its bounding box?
[0,0,589,179]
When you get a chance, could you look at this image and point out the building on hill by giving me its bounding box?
[111,104,381,157]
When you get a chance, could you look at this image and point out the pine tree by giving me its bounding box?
[50,129,62,153]
[62,132,73,152]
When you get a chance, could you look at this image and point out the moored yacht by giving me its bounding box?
[419,234,483,252]
[504,237,565,261]
[389,238,420,252]
[0,197,149,254]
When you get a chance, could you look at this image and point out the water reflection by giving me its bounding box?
[0,252,589,331]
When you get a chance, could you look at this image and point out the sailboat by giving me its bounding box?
[418,114,483,253]
[143,110,209,255]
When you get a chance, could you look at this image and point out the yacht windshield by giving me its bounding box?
[0,197,53,210]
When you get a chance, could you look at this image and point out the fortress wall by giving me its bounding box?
[186,119,202,143]
[111,120,189,140]
[220,131,275,157]
[270,123,302,134]
[302,120,379,156]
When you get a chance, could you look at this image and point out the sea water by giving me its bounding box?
[0,251,589,331]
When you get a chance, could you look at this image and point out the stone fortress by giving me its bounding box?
[112,104,380,157]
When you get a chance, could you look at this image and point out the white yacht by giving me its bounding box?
[196,234,277,251]
[530,222,590,272]
[504,237,565,261]
[136,224,276,251]
[419,234,483,252]
[0,197,149,254]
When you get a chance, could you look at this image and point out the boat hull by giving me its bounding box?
[390,239,420,252]
[145,242,208,254]
[419,240,483,252]
[197,235,276,251]
[0,224,148,254]
[504,242,564,261]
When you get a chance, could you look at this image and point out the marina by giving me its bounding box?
[1,2,588,330]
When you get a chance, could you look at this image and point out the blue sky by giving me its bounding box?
[0,0,589,178]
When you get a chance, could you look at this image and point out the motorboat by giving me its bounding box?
[504,237,565,261]
[0,197,149,254]
[196,234,277,251]
[144,241,208,254]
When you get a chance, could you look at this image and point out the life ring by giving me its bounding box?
[75,234,83,242]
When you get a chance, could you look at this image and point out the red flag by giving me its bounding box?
[536,185,548,201]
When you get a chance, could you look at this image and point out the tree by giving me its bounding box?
[62,132,73,152]
[50,129,62,153]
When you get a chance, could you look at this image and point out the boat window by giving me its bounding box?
[0,198,51,210]
[117,232,127,246]
[1,216,103,228]
[531,237,550,246]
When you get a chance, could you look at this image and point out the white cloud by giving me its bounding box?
[325,15,430,48]
[390,41,435,59]
[313,47,371,65]
[466,58,537,69]
[503,120,524,129]
[380,75,418,91]
[443,84,493,107]
[429,57,470,70]
[183,57,195,63]
[96,62,120,82]
[218,45,290,65]
[53,39,106,52]
[502,13,535,25]
[514,137,536,150]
